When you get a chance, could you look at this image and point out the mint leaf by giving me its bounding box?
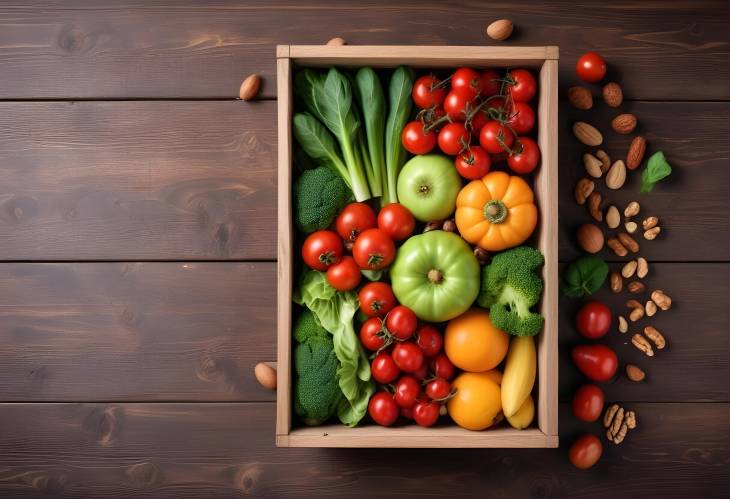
[640,151,672,193]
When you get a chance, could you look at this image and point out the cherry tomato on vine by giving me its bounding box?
[569,434,603,469]
[413,400,441,427]
[368,391,399,426]
[468,109,489,138]
[575,300,612,340]
[400,405,414,420]
[451,67,482,99]
[358,282,396,318]
[371,352,400,384]
[425,378,451,400]
[412,74,446,109]
[336,202,376,242]
[486,96,507,115]
[360,317,386,351]
[415,324,443,357]
[507,137,541,174]
[377,203,415,241]
[352,228,395,270]
[413,362,429,381]
[438,122,470,155]
[385,306,418,341]
[507,101,535,135]
[443,88,475,121]
[301,230,343,271]
[572,384,605,423]
[480,69,501,97]
[479,120,514,154]
[506,69,537,103]
[326,256,361,291]
[394,375,421,409]
[401,120,437,155]
[431,353,455,380]
[392,342,424,373]
[455,145,491,180]
[576,52,607,83]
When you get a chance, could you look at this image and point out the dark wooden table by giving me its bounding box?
[1,1,729,497]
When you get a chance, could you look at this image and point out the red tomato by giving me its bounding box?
[479,120,514,154]
[400,405,414,420]
[352,228,395,270]
[413,400,440,427]
[371,352,400,384]
[415,324,443,357]
[486,96,507,115]
[359,317,386,352]
[507,102,535,135]
[326,256,361,291]
[394,375,421,408]
[425,378,451,400]
[576,52,607,83]
[377,203,415,241]
[392,342,424,373]
[480,69,501,97]
[358,282,396,318]
[507,137,541,174]
[506,69,537,103]
[368,391,399,426]
[431,353,455,380]
[412,74,446,109]
[301,230,343,271]
[401,120,437,155]
[455,145,491,180]
[385,305,418,341]
[572,344,618,382]
[575,300,612,340]
[468,109,489,138]
[443,88,475,121]
[336,202,376,242]
[451,67,482,99]
[438,122,470,155]
[413,362,429,381]
[569,434,603,469]
[572,384,605,423]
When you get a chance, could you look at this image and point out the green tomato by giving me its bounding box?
[397,154,462,222]
[390,231,480,322]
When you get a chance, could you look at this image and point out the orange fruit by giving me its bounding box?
[448,371,502,430]
[444,308,509,372]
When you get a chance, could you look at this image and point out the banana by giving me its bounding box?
[501,335,536,418]
[506,394,534,429]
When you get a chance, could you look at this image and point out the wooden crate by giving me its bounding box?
[276,45,558,448]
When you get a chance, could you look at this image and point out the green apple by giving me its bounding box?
[397,154,462,222]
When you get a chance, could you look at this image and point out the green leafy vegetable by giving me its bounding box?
[354,68,386,197]
[293,113,351,186]
[293,270,374,426]
[383,66,414,204]
[562,255,609,298]
[640,151,673,193]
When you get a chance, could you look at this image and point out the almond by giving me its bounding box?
[239,74,261,101]
[611,113,637,135]
[626,136,646,170]
[254,362,277,390]
[573,122,603,146]
[568,87,593,110]
[602,82,623,108]
[577,223,604,254]
[326,37,347,46]
[606,160,627,189]
[605,205,620,229]
[626,364,645,382]
[486,19,514,41]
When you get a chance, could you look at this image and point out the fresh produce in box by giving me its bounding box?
[290,62,547,431]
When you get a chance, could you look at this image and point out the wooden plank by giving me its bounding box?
[0,1,728,99]
[0,262,277,401]
[0,101,276,260]
[0,402,727,498]
[558,101,730,262]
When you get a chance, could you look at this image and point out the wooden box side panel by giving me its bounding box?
[276,55,293,442]
[536,58,559,437]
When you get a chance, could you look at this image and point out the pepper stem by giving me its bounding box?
[427,268,443,284]
[483,199,508,224]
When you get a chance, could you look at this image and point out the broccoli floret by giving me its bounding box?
[477,246,545,336]
[294,166,352,234]
[293,335,343,426]
[293,309,328,343]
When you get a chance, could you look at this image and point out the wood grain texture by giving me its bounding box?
[0,101,276,260]
[0,402,727,498]
[0,263,277,401]
[0,1,728,99]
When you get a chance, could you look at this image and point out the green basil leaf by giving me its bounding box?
[640,151,673,193]
[562,255,608,298]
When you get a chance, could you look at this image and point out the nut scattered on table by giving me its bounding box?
[610,271,623,293]
[628,281,646,294]
[606,160,627,189]
[626,364,645,381]
[632,333,654,356]
[587,191,603,222]
[326,36,347,46]
[596,150,611,173]
[569,86,593,110]
[604,404,637,445]
[602,82,623,108]
[583,153,603,178]
[573,121,603,146]
[622,260,638,278]
[239,74,262,101]
[624,221,638,234]
[575,178,595,205]
[617,232,640,253]
[611,113,638,135]
[627,299,645,322]
[577,223,604,253]
[254,362,277,390]
[645,299,657,316]
[606,205,620,229]
[618,315,628,333]
[644,326,666,349]
[642,216,659,230]
[644,226,661,240]
[627,136,646,170]
[607,236,628,257]
[486,19,514,41]
[651,290,672,310]
[624,201,640,218]
[637,257,649,278]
